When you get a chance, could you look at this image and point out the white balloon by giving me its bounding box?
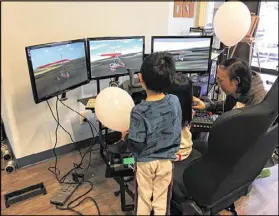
[95,87,135,132]
[214,1,251,47]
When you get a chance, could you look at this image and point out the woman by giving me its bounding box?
[193,57,267,113]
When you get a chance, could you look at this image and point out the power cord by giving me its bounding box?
[46,97,99,182]
[56,180,100,216]
[47,97,62,181]
[58,99,98,134]
[46,99,82,157]
[46,96,101,215]
[58,99,100,172]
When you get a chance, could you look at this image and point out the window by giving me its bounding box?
[204,1,224,49]
[204,2,224,28]
[252,2,278,71]
[205,2,215,28]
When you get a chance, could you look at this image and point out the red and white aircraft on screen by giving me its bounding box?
[37,59,70,69]
[37,58,70,81]
[100,51,125,72]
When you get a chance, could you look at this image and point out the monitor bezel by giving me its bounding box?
[151,36,213,74]
[87,36,145,80]
[25,38,91,104]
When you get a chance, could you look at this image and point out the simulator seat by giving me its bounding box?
[171,78,278,215]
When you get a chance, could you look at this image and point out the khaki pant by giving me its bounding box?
[134,160,173,215]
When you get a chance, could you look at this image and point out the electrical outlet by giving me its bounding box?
[80,111,89,124]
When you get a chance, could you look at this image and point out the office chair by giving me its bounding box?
[171,78,278,215]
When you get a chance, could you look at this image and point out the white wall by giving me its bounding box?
[167,1,196,35]
[1,2,170,159]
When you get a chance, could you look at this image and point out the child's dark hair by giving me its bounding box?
[140,52,176,92]
[219,57,252,94]
[167,73,193,127]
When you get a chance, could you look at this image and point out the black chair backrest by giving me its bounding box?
[183,78,278,206]
[207,77,278,164]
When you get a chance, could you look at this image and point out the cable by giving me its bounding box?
[47,97,61,181]
[46,99,82,157]
[46,97,98,183]
[58,99,98,134]
[46,98,101,215]
[58,99,100,171]
[56,181,100,216]
[46,100,75,142]
[59,141,98,184]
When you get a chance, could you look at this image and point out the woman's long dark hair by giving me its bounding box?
[167,73,193,127]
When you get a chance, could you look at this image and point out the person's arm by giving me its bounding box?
[205,100,225,113]
[192,96,225,113]
[122,109,146,153]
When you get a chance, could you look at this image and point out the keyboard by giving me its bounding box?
[191,110,217,132]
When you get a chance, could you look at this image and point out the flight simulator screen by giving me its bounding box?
[26,40,89,103]
[89,37,144,79]
[152,37,212,73]
[191,74,209,96]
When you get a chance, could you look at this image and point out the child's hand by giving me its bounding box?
[121,131,128,140]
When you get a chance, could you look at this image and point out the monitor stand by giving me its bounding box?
[59,92,68,101]
[109,77,120,87]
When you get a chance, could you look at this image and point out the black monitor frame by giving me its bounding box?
[151,36,213,74]
[87,36,145,80]
[209,59,217,85]
[25,38,90,104]
[189,27,204,36]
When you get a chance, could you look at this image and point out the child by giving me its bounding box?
[121,52,182,215]
[167,73,194,161]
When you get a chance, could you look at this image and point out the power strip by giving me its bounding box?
[50,175,80,206]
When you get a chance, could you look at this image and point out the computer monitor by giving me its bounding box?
[151,36,213,73]
[189,27,204,36]
[191,74,209,96]
[26,39,90,104]
[88,36,145,79]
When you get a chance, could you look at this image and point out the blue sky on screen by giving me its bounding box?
[30,42,85,70]
[89,38,143,62]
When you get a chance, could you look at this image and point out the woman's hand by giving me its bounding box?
[192,96,206,110]
[192,109,196,117]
